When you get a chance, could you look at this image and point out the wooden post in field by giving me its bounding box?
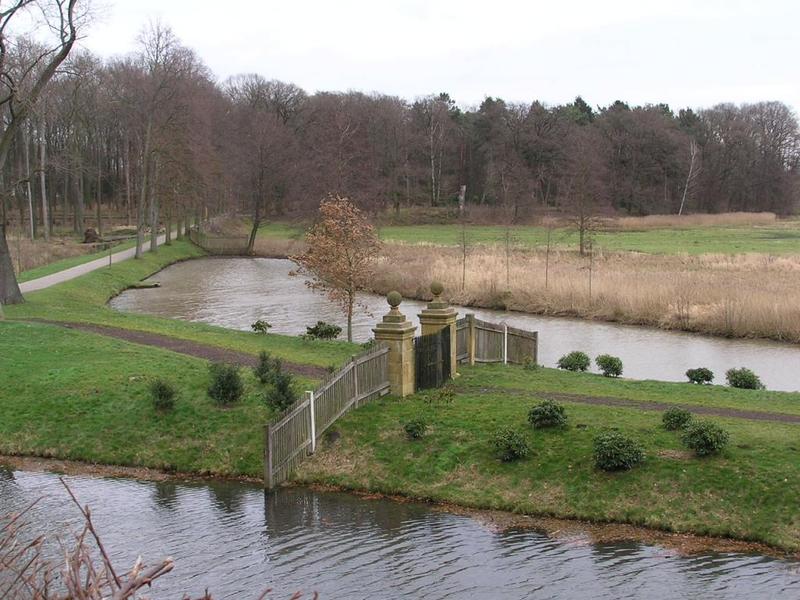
[503,323,508,365]
[467,313,476,366]
[265,424,274,490]
[307,391,316,454]
[352,355,360,406]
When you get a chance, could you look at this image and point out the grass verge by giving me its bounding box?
[295,364,800,552]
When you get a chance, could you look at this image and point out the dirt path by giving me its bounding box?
[464,386,800,424]
[42,321,327,379]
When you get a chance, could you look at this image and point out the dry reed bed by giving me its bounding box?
[7,234,87,274]
[606,212,779,229]
[367,244,800,344]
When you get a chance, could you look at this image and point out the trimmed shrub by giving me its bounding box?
[250,319,272,334]
[404,419,427,440]
[557,351,590,372]
[305,321,342,340]
[527,400,567,429]
[593,432,645,471]
[253,351,282,385]
[208,363,244,406]
[150,378,176,411]
[662,407,692,431]
[491,428,531,462]
[265,371,298,411]
[522,355,539,371]
[686,367,714,385]
[726,367,765,390]
[682,420,730,456]
[595,354,623,377]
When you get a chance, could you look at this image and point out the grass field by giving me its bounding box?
[296,363,800,551]
[258,222,800,255]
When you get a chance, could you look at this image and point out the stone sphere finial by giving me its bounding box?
[387,291,402,308]
[430,281,444,296]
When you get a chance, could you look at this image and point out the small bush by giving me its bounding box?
[253,351,282,385]
[593,432,645,471]
[305,321,342,340]
[404,419,427,440]
[424,384,455,404]
[208,363,244,406]
[725,367,765,390]
[527,400,567,429]
[682,420,730,456]
[491,428,531,462]
[595,354,623,377]
[662,407,692,431]
[686,367,714,385]
[557,351,590,372]
[522,355,539,371]
[250,319,272,334]
[361,338,378,350]
[150,378,176,411]
[265,371,298,411]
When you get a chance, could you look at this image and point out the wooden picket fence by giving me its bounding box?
[264,344,390,488]
[189,230,250,255]
[456,315,538,365]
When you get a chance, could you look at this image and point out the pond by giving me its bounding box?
[110,257,800,392]
[2,468,798,599]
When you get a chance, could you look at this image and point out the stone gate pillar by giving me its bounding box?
[418,281,458,377]
[373,291,417,397]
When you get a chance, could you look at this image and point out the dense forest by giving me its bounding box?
[3,22,800,243]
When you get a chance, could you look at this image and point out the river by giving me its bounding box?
[110,257,800,391]
[1,467,798,599]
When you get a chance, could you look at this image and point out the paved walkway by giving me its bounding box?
[19,234,168,294]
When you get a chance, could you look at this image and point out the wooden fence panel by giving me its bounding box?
[456,317,469,362]
[507,327,538,364]
[475,319,504,363]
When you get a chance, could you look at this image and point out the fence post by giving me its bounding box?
[467,313,476,366]
[265,424,274,490]
[352,355,360,406]
[307,391,316,454]
[533,331,538,364]
[503,323,508,365]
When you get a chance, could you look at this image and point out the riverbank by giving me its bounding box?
[295,363,800,553]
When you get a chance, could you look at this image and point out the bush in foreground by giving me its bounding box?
[686,367,714,385]
[250,319,272,334]
[595,354,623,377]
[404,418,427,440]
[491,428,531,462]
[593,432,645,471]
[682,420,730,456]
[662,407,692,431]
[208,363,244,406]
[254,351,282,385]
[522,355,538,371]
[725,367,765,390]
[265,372,298,411]
[557,351,590,372]
[150,378,177,411]
[527,400,567,429]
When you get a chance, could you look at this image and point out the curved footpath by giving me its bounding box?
[19,233,168,293]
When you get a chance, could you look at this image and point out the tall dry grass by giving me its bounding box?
[606,212,779,230]
[368,244,800,344]
[7,233,87,274]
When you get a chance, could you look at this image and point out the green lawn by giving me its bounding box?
[6,240,359,368]
[18,237,143,283]
[258,222,800,255]
[296,364,800,551]
[0,321,310,477]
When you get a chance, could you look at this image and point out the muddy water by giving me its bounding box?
[110,257,800,392]
[1,468,798,599]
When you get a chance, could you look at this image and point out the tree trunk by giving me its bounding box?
[39,119,49,241]
[149,156,160,252]
[95,149,102,236]
[135,122,152,259]
[0,222,24,305]
[346,291,354,343]
[23,128,34,239]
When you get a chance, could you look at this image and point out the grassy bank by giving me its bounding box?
[295,364,800,552]
[5,240,359,368]
[0,321,307,477]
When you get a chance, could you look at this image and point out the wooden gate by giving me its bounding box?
[414,328,451,390]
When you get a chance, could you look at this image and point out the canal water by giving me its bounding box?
[1,468,798,599]
[110,257,800,391]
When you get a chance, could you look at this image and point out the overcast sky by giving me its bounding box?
[78,0,799,113]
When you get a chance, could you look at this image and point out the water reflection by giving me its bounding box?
[111,257,800,391]
[0,469,798,599]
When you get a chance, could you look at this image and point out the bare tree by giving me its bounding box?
[678,139,701,215]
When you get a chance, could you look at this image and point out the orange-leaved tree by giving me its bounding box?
[293,196,380,342]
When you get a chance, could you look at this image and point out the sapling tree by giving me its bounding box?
[293,196,380,342]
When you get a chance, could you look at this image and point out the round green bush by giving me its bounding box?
[686,367,714,385]
[527,400,567,429]
[725,367,765,390]
[404,419,427,440]
[595,354,623,377]
[662,407,692,431]
[150,378,176,411]
[557,351,590,372]
[593,432,645,471]
[491,428,531,462]
[264,371,298,411]
[305,321,342,340]
[682,420,730,456]
[254,351,282,385]
[208,363,244,406]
